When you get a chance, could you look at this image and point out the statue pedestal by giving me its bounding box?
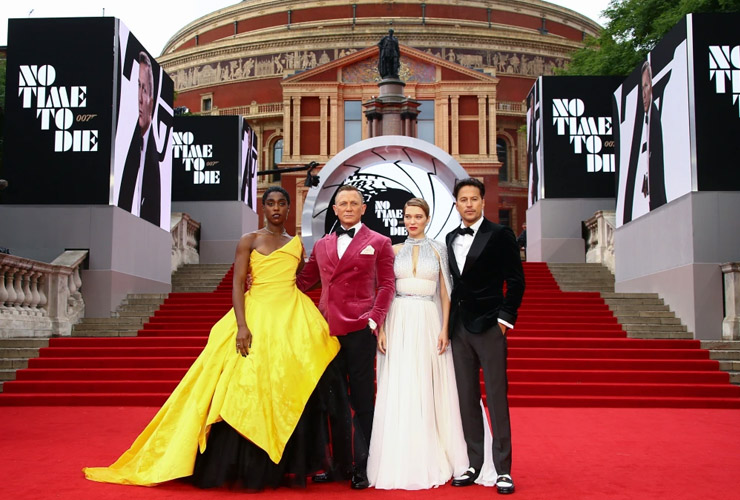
[364,78,420,138]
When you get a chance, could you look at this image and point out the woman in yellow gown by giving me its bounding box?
[84,187,347,489]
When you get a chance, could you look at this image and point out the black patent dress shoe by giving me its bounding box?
[496,474,515,494]
[311,471,333,483]
[350,468,369,490]
[451,466,480,487]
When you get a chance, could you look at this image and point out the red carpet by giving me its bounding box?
[2,262,739,407]
[0,405,738,499]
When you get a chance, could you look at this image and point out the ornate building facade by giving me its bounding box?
[158,0,600,232]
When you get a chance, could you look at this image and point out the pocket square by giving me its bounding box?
[360,245,375,255]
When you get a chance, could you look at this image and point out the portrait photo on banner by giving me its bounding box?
[112,22,174,230]
[614,20,692,227]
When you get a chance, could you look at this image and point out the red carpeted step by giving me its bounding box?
[506,338,700,349]
[507,369,730,384]
[28,356,195,369]
[507,347,708,360]
[15,367,188,381]
[3,380,180,394]
[38,347,203,357]
[0,393,171,406]
[506,395,740,409]
[508,382,740,398]
[507,358,720,371]
[48,337,207,347]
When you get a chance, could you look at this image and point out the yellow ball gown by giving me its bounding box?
[84,236,340,487]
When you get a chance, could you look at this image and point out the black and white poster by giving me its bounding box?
[112,22,174,230]
[691,13,740,192]
[614,20,692,227]
[172,116,241,202]
[240,120,258,211]
[2,18,116,205]
[527,76,620,207]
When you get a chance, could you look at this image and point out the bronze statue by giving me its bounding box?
[378,29,400,79]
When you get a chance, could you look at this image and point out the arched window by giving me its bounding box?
[273,139,283,168]
[497,138,508,182]
[271,139,283,182]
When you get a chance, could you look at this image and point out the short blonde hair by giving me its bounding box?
[404,197,430,218]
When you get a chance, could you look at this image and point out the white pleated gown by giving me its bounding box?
[367,239,496,490]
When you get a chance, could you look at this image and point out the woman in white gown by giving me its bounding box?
[367,198,496,490]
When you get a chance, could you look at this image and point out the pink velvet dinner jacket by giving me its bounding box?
[296,225,395,336]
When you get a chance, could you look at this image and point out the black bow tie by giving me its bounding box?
[457,226,475,236]
[336,227,356,238]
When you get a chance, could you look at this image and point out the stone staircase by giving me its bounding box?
[0,338,49,393]
[171,264,232,292]
[547,263,692,339]
[702,341,740,386]
[0,263,233,392]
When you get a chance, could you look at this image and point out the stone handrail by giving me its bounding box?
[0,250,88,338]
[721,262,740,340]
[200,101,284,119]
[584,210,616,274]
[171,212,201,272]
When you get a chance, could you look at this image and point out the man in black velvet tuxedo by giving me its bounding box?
[117,51,161,226]
[446,178,525,495]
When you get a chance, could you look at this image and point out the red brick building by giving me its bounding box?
[158,0,600,233]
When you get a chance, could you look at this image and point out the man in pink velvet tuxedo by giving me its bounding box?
[297,185,395,489]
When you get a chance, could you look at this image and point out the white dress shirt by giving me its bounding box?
[453,216,513,331]
[337,221,362,260]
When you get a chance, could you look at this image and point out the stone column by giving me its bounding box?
[292,96,301,158]
[488,95,498,162]
[330,96,338,155]
[478,95,488,155]
[320,96,328,158]
[450,95,459,156]
[721,262,740,340]
[282,97,291,160]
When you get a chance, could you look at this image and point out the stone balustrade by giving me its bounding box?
[0,250,88,338]
[171,212,201,272]
[721,262,740,340]
[584,210,616,274]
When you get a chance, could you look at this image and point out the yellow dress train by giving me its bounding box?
[84,236,339,486]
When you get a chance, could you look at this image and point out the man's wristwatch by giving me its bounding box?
[368,318,377,331]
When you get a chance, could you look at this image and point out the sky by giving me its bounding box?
[1,1,611,57]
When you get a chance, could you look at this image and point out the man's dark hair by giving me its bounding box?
[453,177,485,199]
[262,186,290,205]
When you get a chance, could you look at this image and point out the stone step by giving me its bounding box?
[621,324,687,333]
[0,348,40,358]
[625,331,694,339]
[0,369,18,381]
[719,360,740,371]
[618,317,684,326]
[701,341,740,350]
[115,304,163,313]
[75,317,145,326]
[709,350,740,361]
[172,286,220,292]
[115,311,158,319]
[72,330,139,337]
[612,310,676,318]
[601,292,662,299]
[0,338,49,348]
[604,299,667,307]
[125,293,169,300]
[0,359,28,369]
[607,304,671,312]
[121,297,168,306]
[729,372,740,385]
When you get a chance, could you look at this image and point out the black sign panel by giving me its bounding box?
[172,116,241,202]
[540,76,622,200]
[692,13,740,191]
[2,18,116,205]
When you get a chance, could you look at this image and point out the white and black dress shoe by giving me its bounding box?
[496,474,515,494]
[451,467,480,487]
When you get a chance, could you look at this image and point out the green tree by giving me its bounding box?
[562,0,740,76]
